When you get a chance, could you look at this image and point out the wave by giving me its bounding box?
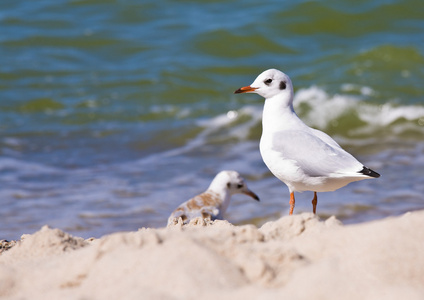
[136,85,424,164]
[294,86,424,129]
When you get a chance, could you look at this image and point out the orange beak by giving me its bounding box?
[234,85,257,94]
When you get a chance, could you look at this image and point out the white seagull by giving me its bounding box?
[235,69,380,215]
[167,170,259,225]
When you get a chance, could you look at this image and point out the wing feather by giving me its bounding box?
[271,130,362,177]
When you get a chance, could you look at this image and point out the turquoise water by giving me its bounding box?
[1,0,423,239]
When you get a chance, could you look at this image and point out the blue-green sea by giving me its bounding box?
[1,0,424,239]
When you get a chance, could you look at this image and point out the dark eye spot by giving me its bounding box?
[227,182,231,188]
[237,184,243,189]
[264,79,272,85]
[279,81,286,90]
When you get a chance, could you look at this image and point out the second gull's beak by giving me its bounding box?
[243,189,260,202]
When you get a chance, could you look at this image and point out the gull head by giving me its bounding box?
[211,171,260,201]
[234,68,293,100]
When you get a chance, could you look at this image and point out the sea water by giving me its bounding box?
[1,0,423,239]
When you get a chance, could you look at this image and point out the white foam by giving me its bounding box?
[359,103,424,126]
[341,83,375,96]
[293,86,424,129]
[294,86,359,129]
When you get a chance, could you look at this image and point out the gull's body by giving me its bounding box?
[235,69,380,215]
[167,170,259,226]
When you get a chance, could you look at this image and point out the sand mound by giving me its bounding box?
[1,212,424,299]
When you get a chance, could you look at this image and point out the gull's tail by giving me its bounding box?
[359,166,380,178]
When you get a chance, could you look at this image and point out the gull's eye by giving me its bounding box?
[237,184,243,189]
[264,78,272,85]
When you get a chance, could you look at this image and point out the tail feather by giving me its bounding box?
[359,166,380,178]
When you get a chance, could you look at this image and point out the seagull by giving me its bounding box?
[234,69,380,215]
[167,170,259,225]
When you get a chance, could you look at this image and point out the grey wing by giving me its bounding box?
[310,128,342,149]
[272,130,363,177]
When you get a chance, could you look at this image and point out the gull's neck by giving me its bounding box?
[207,182,231,211]
[261,93,301,134]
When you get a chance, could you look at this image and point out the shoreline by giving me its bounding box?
[1,211,424,299]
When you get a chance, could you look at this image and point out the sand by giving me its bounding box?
[1,211,424,300]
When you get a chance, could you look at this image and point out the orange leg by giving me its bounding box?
[312,192,318,214]
[289,192,295,215]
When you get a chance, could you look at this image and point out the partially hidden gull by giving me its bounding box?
[168,170,259,225]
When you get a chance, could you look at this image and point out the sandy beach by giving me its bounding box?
[1,211,424,300]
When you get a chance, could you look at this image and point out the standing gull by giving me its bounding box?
[167,170,259,225]
[235,69,380,215]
